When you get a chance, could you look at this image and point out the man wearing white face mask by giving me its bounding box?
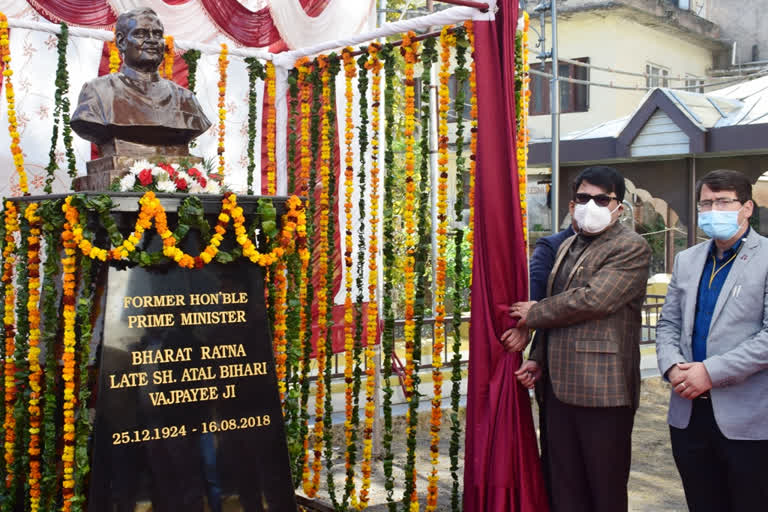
[656,169,768,511]
[507,166,651,512]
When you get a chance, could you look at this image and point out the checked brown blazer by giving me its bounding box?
[528,222,651,410]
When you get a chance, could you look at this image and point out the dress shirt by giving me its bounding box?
[691,228,749,362]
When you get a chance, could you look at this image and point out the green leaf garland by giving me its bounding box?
[39,200,64,511]
[379,42,397,512]
[287,68,300,195]
[245,58,266,195]
[450,26,469,512]
[321,53,341,507]
[45,23,77,194]
[182,49,202,94]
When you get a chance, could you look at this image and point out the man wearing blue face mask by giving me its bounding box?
[656,169,768,511]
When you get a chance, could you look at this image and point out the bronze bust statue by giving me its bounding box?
[71,8,211,148]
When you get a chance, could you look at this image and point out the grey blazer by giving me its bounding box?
[656,228,768,440]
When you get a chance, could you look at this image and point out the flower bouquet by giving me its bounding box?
[111,159,224,194]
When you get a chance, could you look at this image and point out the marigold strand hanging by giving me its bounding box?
[108,39,120,73]
[2,202,19,492]
[425,27,455,512]
[305,56,330,499]
[358,41,382,511]
[60,202,79,512]
[0,14,29,194]
[465,21,478,287]
[400,30,420,512]
[517,12,531,244]
[163,35,174,79]
[341,46,359,509]
[272,259,288,404]
[217,44,229,178]
[449,26,469,512]
[266,61,277,195]
[24,204,42,512]
[296,58,312,196]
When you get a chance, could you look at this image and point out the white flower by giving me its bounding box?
[188,183,204,194]
[204,180,221,194]
[119,173,136,191]
[129,159,152,174]
[151,165,165,176]
[156,180,177,193]
[171,163,180,171]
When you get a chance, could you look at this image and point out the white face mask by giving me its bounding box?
[573,199,620,234]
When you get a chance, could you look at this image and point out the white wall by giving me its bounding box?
[527,10,715,139]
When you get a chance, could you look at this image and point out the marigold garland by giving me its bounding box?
[2,202,18,492]
[425,27,454,512]
[217,43,229,178]
[162,35,174,79]
[351,52,370,509]
[295,58,317,492]
[266,61,277,196]
[516,12,531,244]
[466,21,477,284]
[0,14,29,194]
[400,30,421,512]
[60,201,78,512]
[296,57,312,196]
[272,259,288,403]
[340,46,359,510]
[24,204,42,512]
[64,191,298,269]
[358,41,382,510]
[305,56,329,499]
[449,27,469,512]
[108,39,120,73]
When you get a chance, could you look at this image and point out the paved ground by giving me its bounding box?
[301,376,687,511]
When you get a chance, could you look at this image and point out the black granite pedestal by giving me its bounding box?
[78,196,297,512]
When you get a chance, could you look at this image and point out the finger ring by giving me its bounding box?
[680,382,686,390]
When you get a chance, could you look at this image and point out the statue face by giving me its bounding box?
[116,13,165,72]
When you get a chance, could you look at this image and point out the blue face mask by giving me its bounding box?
[698,209,743,240]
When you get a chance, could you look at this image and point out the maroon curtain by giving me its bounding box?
[199,0,331,48]
[462,1,549,510]
[27,0,116,27]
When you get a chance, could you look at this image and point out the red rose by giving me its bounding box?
[198,177,207,188]
[158,163,176,178]
[187,167,200,178]
[174,177,188,191]
[138,168,153,186]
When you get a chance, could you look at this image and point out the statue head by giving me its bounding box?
[115,8,165,73]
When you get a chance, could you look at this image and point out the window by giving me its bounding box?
[685,74,704,93]
[676,0,690,9]
[646,64,670,88]
[529,57,589,116]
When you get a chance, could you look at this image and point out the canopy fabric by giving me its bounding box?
[9,0,371,50]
